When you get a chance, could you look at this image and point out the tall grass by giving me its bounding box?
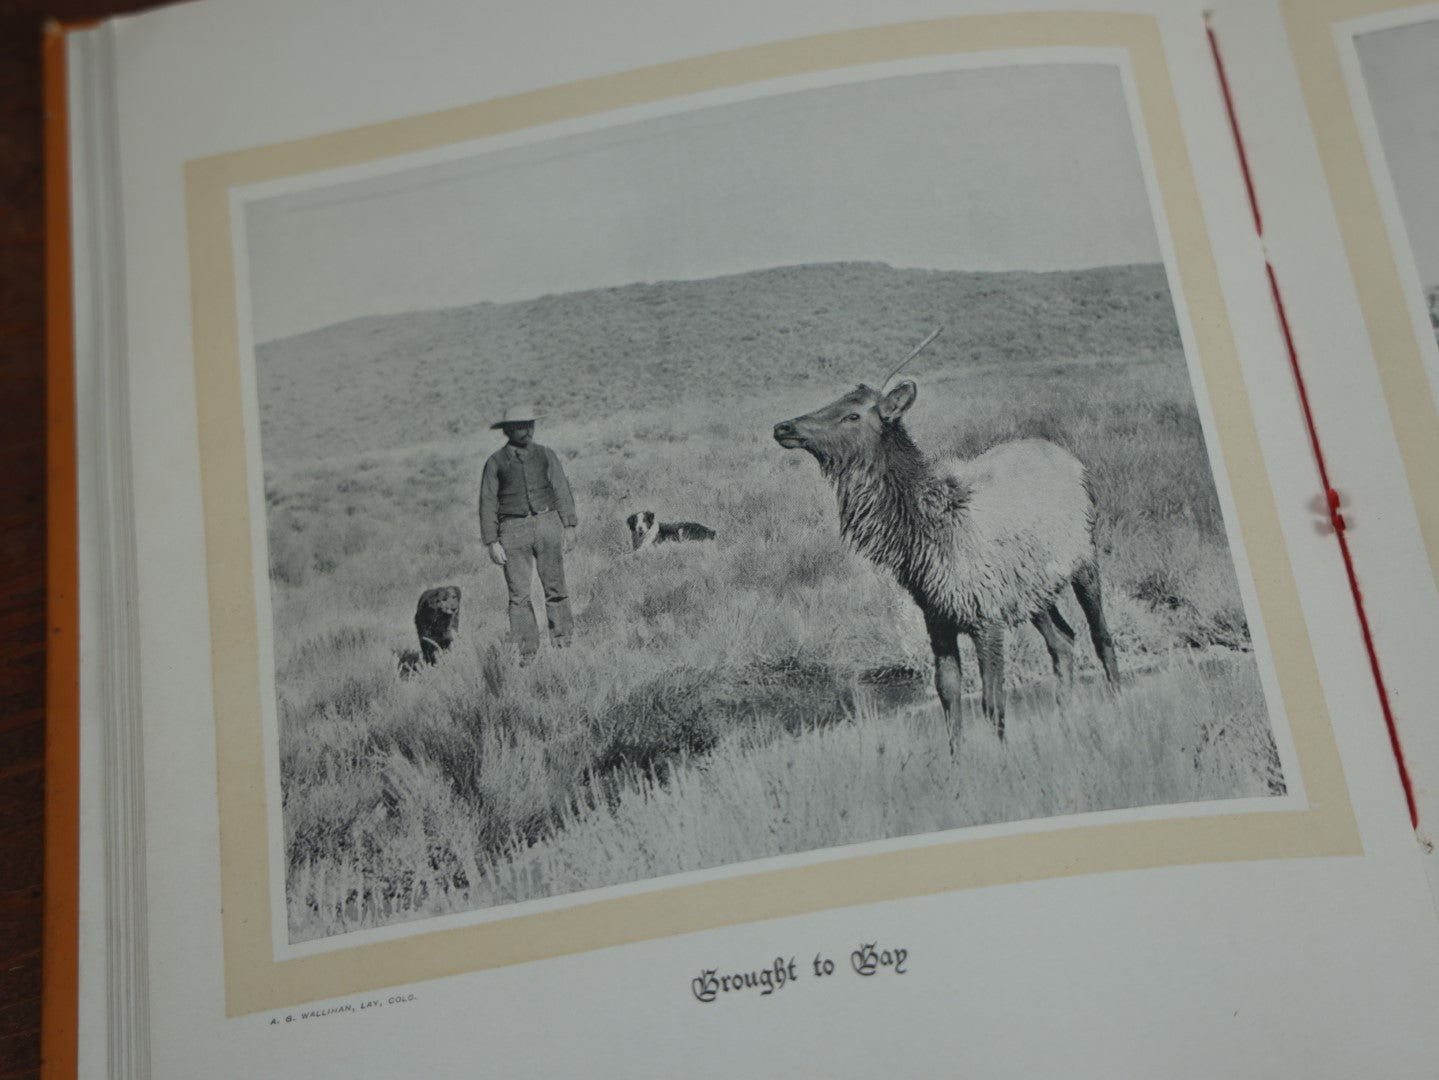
[286,656,1280,939]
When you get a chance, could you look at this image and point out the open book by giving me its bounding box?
[44,0,1439,1075]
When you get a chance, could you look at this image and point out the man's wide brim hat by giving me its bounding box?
[491,404,541,429]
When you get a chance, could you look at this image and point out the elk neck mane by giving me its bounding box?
[820,420,966,585]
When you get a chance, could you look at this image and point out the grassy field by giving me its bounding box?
[259,262,1282,943]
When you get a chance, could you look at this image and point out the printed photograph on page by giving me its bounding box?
[237,61,1287,945]
[1348,15,1439,381]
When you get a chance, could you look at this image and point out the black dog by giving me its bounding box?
[414,585,461,664]
[626,511,717,551]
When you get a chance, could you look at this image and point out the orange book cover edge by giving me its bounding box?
[42,19,81,1080]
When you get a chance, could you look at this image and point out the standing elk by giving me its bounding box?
[773,345,1119,745]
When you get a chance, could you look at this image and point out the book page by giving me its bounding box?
[73,0,1439,1074]
[1213,0,1439,864]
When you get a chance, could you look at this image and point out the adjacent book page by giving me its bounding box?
[72,0,1439,1075]
[1215,0,1439,861]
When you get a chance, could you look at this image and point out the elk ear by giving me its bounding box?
[878,380,917,422]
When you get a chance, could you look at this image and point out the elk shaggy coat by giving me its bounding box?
[847,437,1093,628]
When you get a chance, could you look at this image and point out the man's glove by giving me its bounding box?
[488,542,507,567]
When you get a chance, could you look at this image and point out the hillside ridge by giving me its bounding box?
[256,261,1181,463]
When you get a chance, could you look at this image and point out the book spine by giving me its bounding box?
[46,20,153,1080]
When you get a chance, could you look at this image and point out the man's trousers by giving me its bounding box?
[498,509,573,656]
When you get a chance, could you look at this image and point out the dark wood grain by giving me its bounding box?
[0,5,154,1077]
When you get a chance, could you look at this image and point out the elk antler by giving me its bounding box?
[880,327,943,390]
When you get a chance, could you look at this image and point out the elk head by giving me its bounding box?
[773,327,939,469]
[773,380,918,471]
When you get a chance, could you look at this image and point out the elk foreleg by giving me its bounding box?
[924,611,963,751]
[975,623,1006,740]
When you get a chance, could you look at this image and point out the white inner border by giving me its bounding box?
[1334,2,1439,418]
[223,44,1307,964]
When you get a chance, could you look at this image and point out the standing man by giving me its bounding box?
[479,405,578,660]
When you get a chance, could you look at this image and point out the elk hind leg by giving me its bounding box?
[1073,559,1119,686]
[1030,604,1076,698]
[975,624,1006,740]
[924,612,963,752]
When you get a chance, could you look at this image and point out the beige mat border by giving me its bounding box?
[1280,0,1439,587]
[185,12,1358,1017]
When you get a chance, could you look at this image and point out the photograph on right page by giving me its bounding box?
[1347,15,1439,376]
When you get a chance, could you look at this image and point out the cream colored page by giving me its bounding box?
[91,0,1439,1074]
[1210,0,1439,866]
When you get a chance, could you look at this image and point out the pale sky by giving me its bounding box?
[245,63,1162,343]
[1356,20,1439,285]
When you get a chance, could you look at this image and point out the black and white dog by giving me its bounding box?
[626,511,717,551]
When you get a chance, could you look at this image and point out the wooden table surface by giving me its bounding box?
[0,4,151,1076]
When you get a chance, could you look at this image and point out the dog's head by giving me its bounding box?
[418,585,461,617]
[626,511,657,549]
[415,586,462,646]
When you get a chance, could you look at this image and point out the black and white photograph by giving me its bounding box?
[1351,16,1439,351]
[240,61,1288,945]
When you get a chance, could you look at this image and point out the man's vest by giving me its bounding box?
[492,445,559,517]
